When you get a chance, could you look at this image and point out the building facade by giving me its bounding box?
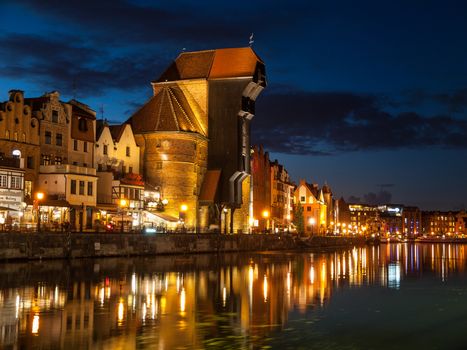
[128,47,266,232]
[294,180,327,235]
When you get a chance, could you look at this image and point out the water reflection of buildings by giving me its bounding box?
[1,244,467,348]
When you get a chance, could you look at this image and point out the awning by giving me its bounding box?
[40,199,70,208]
[0,206,19,211]
[199,169,221,204]
[145,211,179,223]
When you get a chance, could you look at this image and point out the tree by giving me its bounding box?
[292,202,304,234]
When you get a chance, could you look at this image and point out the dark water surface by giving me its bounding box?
[1,243,467,349]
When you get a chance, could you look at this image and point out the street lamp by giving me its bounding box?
[180,204,188,231]
[35,192,44,233]
[262,210,269,233]
[309,217,315,236]
[119,198,127,233]
[223,207,228,234]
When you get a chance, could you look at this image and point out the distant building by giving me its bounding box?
[402,206,421,237]
[251,145,271,232]
[294,180,327,235]
[269,159,294,232]
[421,211,457,236]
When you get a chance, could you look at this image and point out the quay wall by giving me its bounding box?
[0,233,366,260]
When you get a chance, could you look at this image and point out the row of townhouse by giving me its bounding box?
[0,90,156,232]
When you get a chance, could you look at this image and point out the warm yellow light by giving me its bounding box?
[32,314,39,334]
[120,199,128,207]
[262,210,269,218]
[180,204,188,212]
[286,214,291,220]
[118,299,124,322]
[309,217,315,225]
[35,192,44,201]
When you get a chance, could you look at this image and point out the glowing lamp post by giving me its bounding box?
[119,199,127,233]
[309,217,316,236]
[262,210,270,233]
[35,192,44,233]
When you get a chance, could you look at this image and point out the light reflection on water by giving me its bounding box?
[1,243,467,349]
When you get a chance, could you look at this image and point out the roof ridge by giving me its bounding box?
[166,87,180,131]
[168,87,196,131]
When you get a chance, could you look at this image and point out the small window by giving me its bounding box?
[78,118,88,131]
[24,181,32,197]
[52,110,59,123]
[13,132,18,141]
[0,175,7,188]
[22,133,26,142]
[73,140,78,151]
[79,181,85,195]
[97,164,103,171]
[300,196,305,202]
[156,162,162,170]
[54,156,62,165]
[87,182,93,196]
[126,146,130,157]
[45,131,51,144]
[56,133,62,146]
[71,180,77,194]
[27,156,34,169]
[129,166,133,173]
[10,176,22,189]
[5,130,9,139]
[83,142,87,153]
[103,144,108,155]
[307,207,311,212]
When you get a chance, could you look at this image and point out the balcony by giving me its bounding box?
[40,164,96,176]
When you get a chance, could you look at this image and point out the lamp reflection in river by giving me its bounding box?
[263,275,268,303]
[118,298,124,325]
[32,314,39,334]
[309,266,315,284]
[180,287,186,314]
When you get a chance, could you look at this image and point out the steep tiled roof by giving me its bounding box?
[127,85,206,136]
[156,47,262,82]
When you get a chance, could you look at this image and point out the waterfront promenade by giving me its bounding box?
[0,232,365,260]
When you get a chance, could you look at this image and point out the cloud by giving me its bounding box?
[0,33,165,96]
[347,191,392,205]
[252,88,467,154]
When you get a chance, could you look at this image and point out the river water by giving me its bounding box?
[1,243,467,349]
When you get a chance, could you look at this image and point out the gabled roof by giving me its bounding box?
[127,85,206,136]
[108,124,125,142]
[156,47,263,82]
[95,120,108,141]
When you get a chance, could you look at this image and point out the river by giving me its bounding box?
[1,243,467,349]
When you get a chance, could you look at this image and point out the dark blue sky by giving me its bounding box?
[1,0,467,210]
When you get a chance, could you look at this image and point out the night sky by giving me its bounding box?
[1,0,466,211]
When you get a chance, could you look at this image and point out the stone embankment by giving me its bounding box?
[0,232,366,261]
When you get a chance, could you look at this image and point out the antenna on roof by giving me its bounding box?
[249,33,254,46]
[100,104,105,121]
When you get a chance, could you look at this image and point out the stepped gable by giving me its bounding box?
[128,85,206,136]
[156,47,262,82]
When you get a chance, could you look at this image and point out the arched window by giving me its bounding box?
[5,130,9,139]
[13,132,18,141]
[22,133,26,142]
